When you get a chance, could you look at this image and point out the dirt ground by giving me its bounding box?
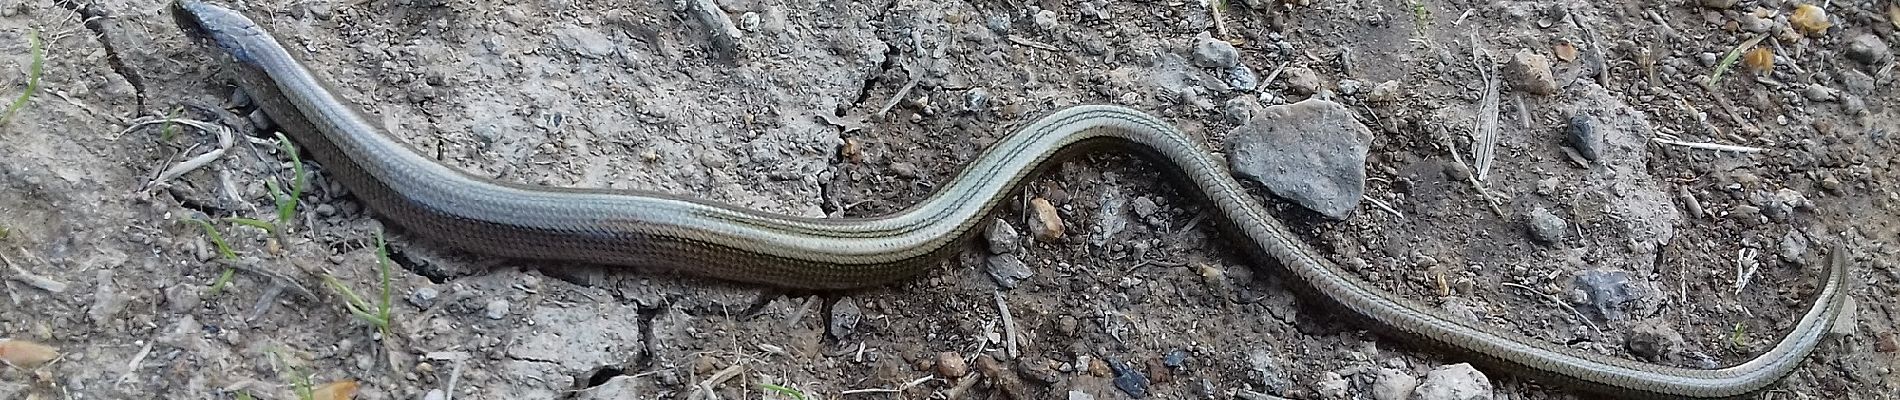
[0,0,1896,399]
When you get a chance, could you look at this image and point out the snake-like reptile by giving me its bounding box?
[173,1,1848,398]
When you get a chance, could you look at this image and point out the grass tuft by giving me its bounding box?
[760,383,810,400]
[320,232,396,336]
[0,29,42,126]
[158,107,183,142]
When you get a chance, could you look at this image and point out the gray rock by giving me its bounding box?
[986,219,1021,254]
[1506,49,1557,95]
[1846,34,1892,66]
[1108,357,1150,398]
[1841,69,1876,95]
[484,299,511,320]
[1191,36,1241,68]
[986,254,1034,289]
[1700,0,1737,8]
[1068,390,1096,400]
[1281,67,1323,95]
[408,287,440,309]
[1831,296,1859,336]
[1804,83,1838,102]
[1246,348,1292,393]
[508,305,643,373]
[1410,363,1492,400]
[1226,99,1372,219]
[1230,65,1260,91]
[965,88,991,113]
[1367,80,1402,102]
[1033,9,1059,31]
[1371,368,1420,400]
[421,389,446,400]
[1779,231,1810,265]
[1571,269,1646,321]
[1312,371,1350,399]
[1163,349,1189,368]
[1567,115,1602,161]
[1091,185,1130,247]
[829,297,861,340]
[1132,197,1159,219]
[1528,207,1567,244]
[554,26,617,58]
[1624,318,1685,362]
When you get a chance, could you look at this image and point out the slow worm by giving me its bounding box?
[172,1,1848,398]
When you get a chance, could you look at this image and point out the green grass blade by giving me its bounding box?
[207,267,237,295]
[0,29,42,126]
[1703,33,1767,87]
[760,383,810,400]
[185,219,239,260]
[158,107,183,142]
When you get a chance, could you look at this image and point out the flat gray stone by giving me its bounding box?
[1409,363,1492,400]
[506,304,643,374]
[1227,99,1372,219]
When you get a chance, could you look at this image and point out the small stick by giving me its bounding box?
[692,363,745,400]
[1207,0,1231,40]
[1502,282,1602,334]
[994,291,1019,359]
[2,252,67,293]
[1651,138,1765,153]
[1363,196,1404,219]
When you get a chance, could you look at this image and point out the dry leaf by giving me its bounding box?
[1553,42,1578,62]
[312,380,359,400]
[1744,47,1775,72]
[0,339,60,367]
[1790,4,1831,35]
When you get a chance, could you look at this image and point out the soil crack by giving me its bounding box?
[53,0,149,110]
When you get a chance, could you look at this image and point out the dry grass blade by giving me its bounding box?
[125,118,236,187]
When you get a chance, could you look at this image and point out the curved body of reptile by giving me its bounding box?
[172,1,1848,398]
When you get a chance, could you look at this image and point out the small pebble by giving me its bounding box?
[1068,390,1096,400]
[421,389,446,400]
[1029,198,1065,241]
[1281,67,1323,95]
[483,299,510,320]
[1108,357,1150,398]
[1370,368,1418,400]
[1527,207,1567,244]
[408,287,440,309]
[1312,371,1349,399]
[1131,197,1159,219]
[829,297,862,340]
[986,219,1021,254]
[1367,80,1402,102]
[1804,84,1838,102]
[986,254,1034,288]
[1566,115,1602,161]
[1191,36,1241,68]
[1163,349,1189,368]
[1506,49,1557,95]
[1846,34,1893,66]
[1032,9,1059,31]
[935,352,968,378]
[1410,363,1493,400]
[1625,319,1685,362]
